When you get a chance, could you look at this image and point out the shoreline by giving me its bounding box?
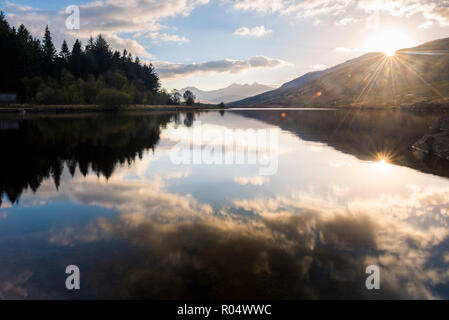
[1,101,449,114]
[0,104,219,114]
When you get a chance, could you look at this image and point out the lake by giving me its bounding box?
[1,109,449,299]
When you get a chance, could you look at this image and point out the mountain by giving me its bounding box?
[230,37,449,107]
[180,83,275,104]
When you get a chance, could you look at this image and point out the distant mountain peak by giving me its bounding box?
[180,83,275,104]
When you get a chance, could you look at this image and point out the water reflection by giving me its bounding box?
[1,110,449,299]
[0,113,174,206]
[240,109,449,177]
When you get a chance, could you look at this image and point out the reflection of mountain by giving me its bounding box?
[180,83,274,104]
[239,109,449,177]
[0,113,174,207]
[231,37,449,107]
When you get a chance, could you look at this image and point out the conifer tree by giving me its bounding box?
[60,40,70,62]
[41,25,56,77]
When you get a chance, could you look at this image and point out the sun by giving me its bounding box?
[366,30,414,57]
[385,49,396,57]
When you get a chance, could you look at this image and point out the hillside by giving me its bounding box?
[230,37,449,107]
[180,83,274,104]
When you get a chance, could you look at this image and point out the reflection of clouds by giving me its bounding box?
[0,201,12,209]
[71,175,213,222]
[18,154,197,219]
[43,183,449,299]
[51,208,383,299]
[231,188,449,299]
[7,130,449,298]
[42,161,211,248]
[161,122,290,154]
[49,224,106,247]
[72,173,210,224]
[234,176,269,186]
[348,186,449,228]
[0,270,32,299]
[330,161,353,168]
[330,184,350,196]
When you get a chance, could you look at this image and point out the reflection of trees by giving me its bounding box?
[241,109,449,177]
[183,112,195,127]
[0,113,173,207]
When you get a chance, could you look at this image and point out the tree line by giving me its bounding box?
[0,11,195,106]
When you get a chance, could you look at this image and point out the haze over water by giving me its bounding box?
[1,109,449,299]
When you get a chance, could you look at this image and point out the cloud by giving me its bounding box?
[5,1,39,12]
[107,34,155,58]
[311,64,328,70]
[147,32,190,44]
[335,16,360,25]
[73,0,209,36]
[233,25,273,37]
[230,0,449,27]
[335,47,364,52]
[155,56,286,79]
[5,12,53,36]
[5,0,210,60]
[418,20,434,28]
[234,176,269,186]
[357,0,449,26]
[231,0,353,18]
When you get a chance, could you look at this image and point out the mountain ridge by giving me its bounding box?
[230,37,449,108]
[180,83,275,104]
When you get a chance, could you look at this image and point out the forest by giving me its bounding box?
[0,11,186,105]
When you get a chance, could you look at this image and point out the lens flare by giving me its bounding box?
[366,30,414,57]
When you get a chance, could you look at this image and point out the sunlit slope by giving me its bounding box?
[230,37,449,107]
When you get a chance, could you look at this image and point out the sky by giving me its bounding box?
[2,0,449,91]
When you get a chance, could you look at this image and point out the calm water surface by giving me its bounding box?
[1,109,449,299]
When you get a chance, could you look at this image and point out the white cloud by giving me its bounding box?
[155,56,287,79]
[335,47,364,52]
[233,25,273,37]
[74,0,209,36]
[5,0,210,60]
[419,20,434,28]
[230,0,449,27]
[5,1,39,12]
[234,176,269,186]
[311,64,328,70]
[147,32,190,44]
[335,16,360,25]
[231,0,353,18]
[107,34,155,58]
[358,0,449,26]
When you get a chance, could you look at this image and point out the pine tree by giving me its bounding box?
[92,35,112,75]
[41,25,56,77]
[86,36,94,52]
[0,19,161,103]
[69,39,84,79]
[42,25,56,61]
[60,40,70,62]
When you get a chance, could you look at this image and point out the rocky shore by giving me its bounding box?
[413,115,449,160]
